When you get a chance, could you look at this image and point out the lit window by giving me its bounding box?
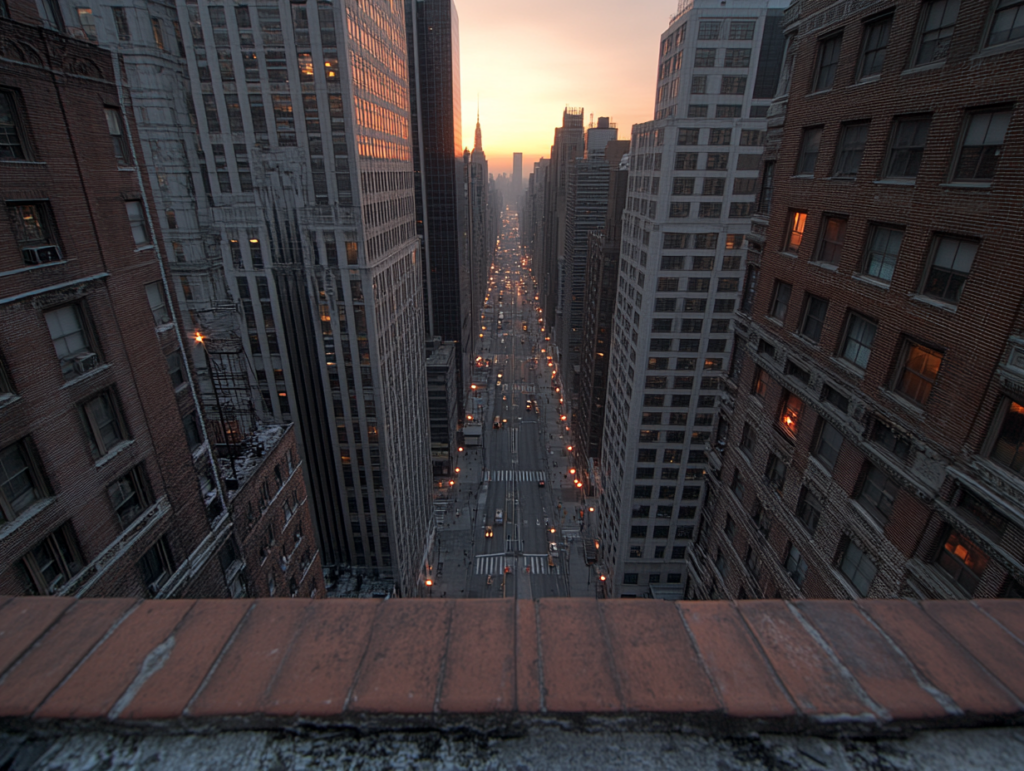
[785,210,807,250]
[751,366,767,398]
[151,16,164,50]
[814,216,847,265]
[953,110,1011,182]
[896,342,943,403]
[76,7,98,40]
[936,530,989,594]
[778,392,803,438]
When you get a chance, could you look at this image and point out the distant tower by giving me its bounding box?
[512,153,523,194]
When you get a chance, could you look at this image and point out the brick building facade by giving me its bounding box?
[690,0,1024,601]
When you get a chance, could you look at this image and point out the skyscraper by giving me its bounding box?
[406,0,472,423]
[595,0,786,598]
[465,111,490,329]
[512,152,523,196]
[690,0,1024,602]
[55,0,433,596]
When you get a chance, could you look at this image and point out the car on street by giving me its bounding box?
[538,479,545,487]
[485,526,493,538]
[495,508,503,524]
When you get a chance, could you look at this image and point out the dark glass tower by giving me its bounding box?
[406,0,470,411]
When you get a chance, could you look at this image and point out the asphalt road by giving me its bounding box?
[464,208,573,599]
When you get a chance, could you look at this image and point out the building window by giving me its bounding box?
[990,398,1024,475]
[752,366,767,398]
[669,202,690,218]
[623,573,639,585]
[698,202,721,218]
[22,523,84,595]
[729,20,755,39]
[921,236,977,304]
[688,104,708,118]
[952,109,1011,181]
[113,6,131,40]
[840,313,877,369]
[139,535,175,596]
[166,350,184,388]
[104,107,128,161]
[733,177,757,195]
[108,464,154,528]
[861,225,903,282]
[720,76,747,95]
[730,469,745,500]
[822,384,850,413]
[757,161,774,214]
[785,544,807,588]
[183,411,203,450]
[151,16,165,49]
[739,423,756,457]
[895,342,943,404]
[832,123,870,177]
[813,420,844,470]
[1,438,49,521]
[76,7,98,40]
[838,539,877,596]
[729,202,753,218]
[691,75,707,94]
[146,282,170,325]
[8,202,61,263]
[80,390,129,459]
[814,216,847,265]
[725,48,751,67]
[956,488,1009,541]
[813,34,843,91]
[797,127,822,175]
[857,13,892,79]
[765,454,786,490]
[884,116,931,178]
[987,0,1024,45]
[858,463,897,523]
[677,128,699,145]
[936,529,989,594]
[694,48,716,67]
[45,304,97,379]
[675,152,698,170]
[785,210,807,250]
[0,89,31,161]
[698,20,721,39]
[706,153,729,170]
[913,0,959,65]
[778,392,803,438]
[796,488,824,534]
[708,128,731,146]
[125,201,149,245]
[799,295,829,343]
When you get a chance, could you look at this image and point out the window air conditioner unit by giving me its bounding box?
[22,245,63,265]
[70,352,99,374]
[147,580,165,597]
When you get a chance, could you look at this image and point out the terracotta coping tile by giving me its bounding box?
[0,598,136,717]
[348,599,450,713]
[0,596,74,677]
[188,599,313,717]
[601,601,719,713]
[921,602,1024,704]
[739,601,874,717]
[860,601,1020,715]
[536,598,621,713]
[438,599,516,713]
[679,602,796,719]
[514,600,542,712]
[974,600,1024,645]
[794,601,947,720]
[35,600,195,720]
[119,599,252,721]
[261,599,380,717]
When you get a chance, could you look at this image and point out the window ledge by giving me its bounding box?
[848,75,881,87]
[0,393,21,410]
[0,260,69,280]
[59,362,111,389]
[824,176,856,183]
[789,175,814,180]
[133,245,155,253]
[0,159,46,166]
[901,61,946,76]
[939,182,992,191]
[908,293,957,313]
[872,179,915,187]
[156,322,176,334]
[828,356,867,380]
[808,261,839,272]
[805,88,833,98]
[972,38,1024,61]
[851,274,890,291]
[94,439,136,469]
[117,166,138,172]
[778,251,799,259]
[0,496,57,540]
[878,387,927,417]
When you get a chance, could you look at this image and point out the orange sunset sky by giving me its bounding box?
[455,0,680,179]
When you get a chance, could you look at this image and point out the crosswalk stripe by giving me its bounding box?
[474,553,555,575]
[483,470,548,482]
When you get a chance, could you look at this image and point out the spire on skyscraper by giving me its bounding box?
[474,104,482,152]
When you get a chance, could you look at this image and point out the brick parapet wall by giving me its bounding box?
[1,596,1023,732]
